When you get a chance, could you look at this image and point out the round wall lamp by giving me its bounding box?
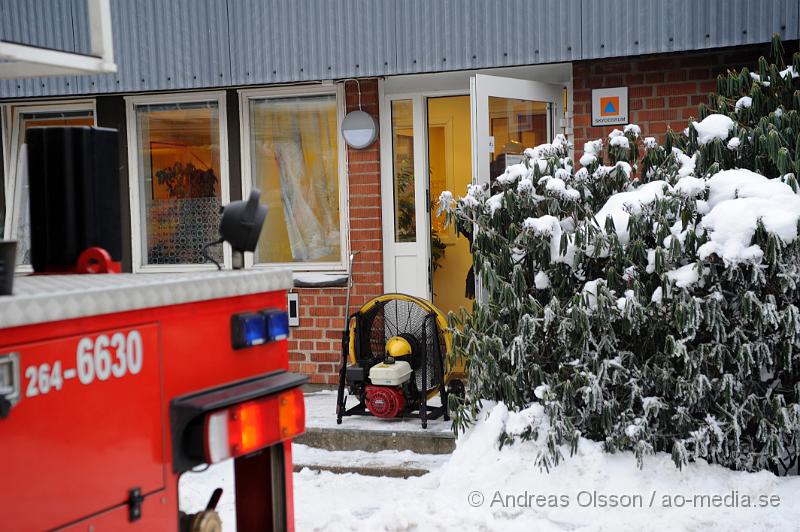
[341,79,378,149]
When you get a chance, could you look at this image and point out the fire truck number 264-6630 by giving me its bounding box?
[24,330,143,398]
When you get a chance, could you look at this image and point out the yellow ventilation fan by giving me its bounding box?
[335,293,463,428]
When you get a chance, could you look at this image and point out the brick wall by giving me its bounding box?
[572,44,771,162]
[287,78,384,385]
[289,47,785,384]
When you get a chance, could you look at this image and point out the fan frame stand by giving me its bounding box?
[335,310,449,429]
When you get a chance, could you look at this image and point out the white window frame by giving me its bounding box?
[238,84,349,272]
[0,0,116,79]
[1,99,97,271]
[125,91,231,273]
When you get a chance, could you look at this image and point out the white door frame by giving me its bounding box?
[380,70,569,299]
[469,74,565,302]
[470,74,565,187]
[380,88,469,298]
[379,91,430,299]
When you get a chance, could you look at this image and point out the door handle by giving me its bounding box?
[0,352,20,419]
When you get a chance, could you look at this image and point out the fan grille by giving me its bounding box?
[355,298,444,393]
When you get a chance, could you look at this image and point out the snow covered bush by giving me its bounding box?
[442,36,800,473]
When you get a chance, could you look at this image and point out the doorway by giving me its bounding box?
[427,95,472,316]
[380,67,569,312]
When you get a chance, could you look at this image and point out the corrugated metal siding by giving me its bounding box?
[1,0,798,99]
[226,0,395,85]
[73,0,231,94]
[581,0,799,60]
[0,0,81,97]
[394,0,581,73]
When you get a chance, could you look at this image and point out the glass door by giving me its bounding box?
[470,74,564,186]
[381,75,564,301]
[380,95,430,299]
[469,74,563,302]
[427,95,473,316]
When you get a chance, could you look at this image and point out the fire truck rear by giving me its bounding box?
[0,268,305,531]
[1,4,307,529]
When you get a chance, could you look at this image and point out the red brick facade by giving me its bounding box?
[572,45,769,162]
[287,79,383,384]
[291,45,784,386]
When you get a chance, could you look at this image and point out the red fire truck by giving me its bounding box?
[0,115,305,532]
[0,268,306,531]
[1,4,307,529]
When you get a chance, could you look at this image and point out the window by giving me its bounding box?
[240,86,347,270]
[126,93,229,271]
[391,100,415,242]
[488,97,548,183]
[1,101,95,267]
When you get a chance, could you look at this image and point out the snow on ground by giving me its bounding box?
[179,459,237,528]
[295,402,800,532]
[183,400,800,532]
[179,443,448,532]
[293,443,448,471]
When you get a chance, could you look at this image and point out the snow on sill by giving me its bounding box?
[293,272,349,288]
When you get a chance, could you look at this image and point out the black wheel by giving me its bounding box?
[447,379,465,398]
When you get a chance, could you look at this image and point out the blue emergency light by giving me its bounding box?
[262,309,289,341]
[230,309,289,349]
[230,312,266,349]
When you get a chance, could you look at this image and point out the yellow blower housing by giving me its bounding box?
[337,293,465,428]
[346,293,462,384]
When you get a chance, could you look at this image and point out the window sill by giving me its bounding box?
[133,263,222,274]
[292,272,349,288]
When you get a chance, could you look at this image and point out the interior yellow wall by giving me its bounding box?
[427,96,473,317]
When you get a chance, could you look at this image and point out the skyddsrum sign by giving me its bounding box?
[591,87,629,126]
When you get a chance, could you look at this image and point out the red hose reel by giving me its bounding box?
[364,385,406,418]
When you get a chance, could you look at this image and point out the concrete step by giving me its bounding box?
[295,426,456,455]
[292,443,447,478]
[292,463,430,478]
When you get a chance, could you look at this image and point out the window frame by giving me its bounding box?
[125,91,231,273]
[238,84,349,272]
[1,99,97,271]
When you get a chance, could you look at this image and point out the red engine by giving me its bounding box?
[365,385,406,418]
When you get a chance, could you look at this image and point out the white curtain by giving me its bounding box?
[272,134,333,261]
[260,100,340,262]
[12,144,30,264]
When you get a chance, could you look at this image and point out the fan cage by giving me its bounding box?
[354,297,445,393]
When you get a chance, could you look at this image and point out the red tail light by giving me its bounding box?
[204,387,305,463]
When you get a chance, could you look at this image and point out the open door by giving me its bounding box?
[380,95,431,299]
[470,74,564,187]
[469,74,564,301]
[381,74,565,301]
